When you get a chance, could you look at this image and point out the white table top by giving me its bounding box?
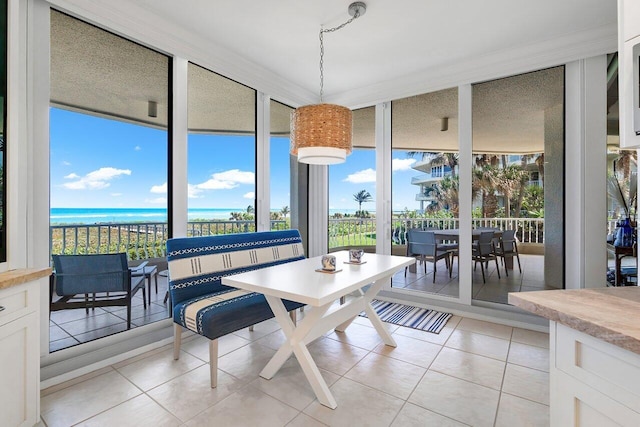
[222,251,415,307]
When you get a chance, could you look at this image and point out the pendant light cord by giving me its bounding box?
[319,9,361,103]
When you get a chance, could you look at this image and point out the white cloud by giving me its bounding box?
[150,182,167,194]
[243,192,255,199]
[63,167,131,190]
[62,161,71,166]
[195,169,255,191]
[145,197,167,204]
[343,168,376,184]
[135,146,141,151]
[188,184,203,199]
[111,193,122,197]
[392,158,416,172]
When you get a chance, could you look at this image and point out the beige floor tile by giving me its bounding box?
[306,336,369,376]
[255,329,288,351]
[41,366,113,397]
[325,322,386,351]
[408,371,499,427]
[303,377,405,427]
[502,363,550,405]
[250,357,340,411]
[456,317,513,340]
[286,413,328,427]
[218,341,277,383]
[430,347,506,390]
[146,364,246,422]
[345,352,426,400]
[373,333,442,368]
[181,333,251,361]
[445,329,510,361]
[232,318,282,341]
[41,370,142,427]
[512,327,550,349]
[183,385,299,426]
[392,320,457,346]
[508,341,550,372]
[495,392,550,427]
[115,347,204,391]
[75,394,181,427]
[391,402,469,427]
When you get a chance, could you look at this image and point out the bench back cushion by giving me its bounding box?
[166,230,305,306]
[53,253,130,296]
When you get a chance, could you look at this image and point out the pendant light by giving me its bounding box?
[290,2,367,165]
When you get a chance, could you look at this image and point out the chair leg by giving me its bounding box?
[209,339,219,388]
[480,259,486,283]
[173,324,182,360]
[126,300,132,330]
[494,257,501,279]
[249,325,254,332]
[504,257,509,277]
[289,309,297,324]
[516,253,522,273]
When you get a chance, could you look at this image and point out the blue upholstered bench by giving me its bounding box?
[166,229,306,387]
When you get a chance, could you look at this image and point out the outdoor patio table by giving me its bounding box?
[222,250,415,409]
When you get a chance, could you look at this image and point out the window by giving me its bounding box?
[270,100,293,230]
[186,63,256,236]
[471,66,564,304]
[49,10,170,350]
[390,88,459,298]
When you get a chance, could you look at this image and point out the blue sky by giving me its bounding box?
[50,108,422,211]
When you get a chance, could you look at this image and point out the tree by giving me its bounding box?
[280,206,290,218]
[353,190,373,216]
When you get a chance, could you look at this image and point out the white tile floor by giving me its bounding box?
[40,311,550,426]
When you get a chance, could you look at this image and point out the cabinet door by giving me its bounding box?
[0,313,39,427]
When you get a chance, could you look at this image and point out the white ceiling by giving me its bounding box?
[50,0,618,153]
[112,0,617,107]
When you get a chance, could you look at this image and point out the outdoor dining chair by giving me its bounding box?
[494,228,522,275]
[473,231,501,283]
[50,253,146,329]
[405,229,451,282]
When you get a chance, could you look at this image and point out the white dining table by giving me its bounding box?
[222,250,415,409]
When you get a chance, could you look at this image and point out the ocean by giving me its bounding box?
[50,207,362,224]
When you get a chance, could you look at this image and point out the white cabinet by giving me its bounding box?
[551,321,640,426]
[618,0,640,148]
[0,274,43,427]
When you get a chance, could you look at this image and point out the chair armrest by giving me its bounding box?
[129,261,149,273]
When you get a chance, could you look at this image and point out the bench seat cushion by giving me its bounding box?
[174,288,303,340]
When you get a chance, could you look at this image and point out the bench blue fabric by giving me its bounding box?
[166,230,306,387]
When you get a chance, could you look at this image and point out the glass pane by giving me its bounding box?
[390,89,460,298]
[270,100,293,231]
[471,67,564,304]
[49,10,170,350]
[329,107,376,252]
[187,63,256,236]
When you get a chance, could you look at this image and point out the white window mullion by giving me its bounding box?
[171,57,188,238]
[256,92,270,232]
[458,84,473,305]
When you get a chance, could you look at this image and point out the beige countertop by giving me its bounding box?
[0,267,52,291]
[509,287,640,355]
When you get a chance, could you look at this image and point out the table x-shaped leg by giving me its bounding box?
[261,296,336,408]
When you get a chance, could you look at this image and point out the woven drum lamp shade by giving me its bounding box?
[290,103,353,165]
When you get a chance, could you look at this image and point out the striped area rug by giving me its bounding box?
[360,299,452,334]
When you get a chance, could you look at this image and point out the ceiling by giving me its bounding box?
[50,1,618,153]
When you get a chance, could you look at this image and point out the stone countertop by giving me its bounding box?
[0,267,52,291]
[509,287,640,355]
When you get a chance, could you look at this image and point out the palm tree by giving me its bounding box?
[280,206,290,218]
[246,205,255,214]
[353,190,373,216]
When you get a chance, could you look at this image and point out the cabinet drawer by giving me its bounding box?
[0,283,37,326]
[555,322,640,413]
